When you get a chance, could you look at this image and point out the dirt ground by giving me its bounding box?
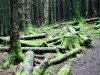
[70,37,100,75]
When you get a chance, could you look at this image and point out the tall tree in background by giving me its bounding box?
[88,0,92,17]
[44,0,49,25]
[25,0,32,27]
[80,0,86,17]
[3,0,25,67]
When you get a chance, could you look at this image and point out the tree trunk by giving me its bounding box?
[2,0,25,67]
[25,0,32,27]
[44,0,49,25]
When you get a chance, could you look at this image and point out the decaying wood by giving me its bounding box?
[32,58,49,75]
[93,24,100,30]
[22,47,58,52]
[73,26,80,31]
[0,47,58,52]
[67,26,91,45]
[46,36,61,43]
[0,37,48,47]
[57,64,71,75]
[67,26,77,34]
[85,17,100,23]
[34,54,45,59]
[22,51,34,75]
[67,21,79,26]
[34,58,43,64]
[48,47,82,66]
[20,40,48,47]
[21,33,48,40]
[51,39,61,45]
[60,35,81,50]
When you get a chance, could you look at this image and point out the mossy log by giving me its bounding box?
[0,47,58,52]
[93,24,100,30]
[21,40,48,47]
[0,37,48,47]
[46,36,61,43]
[67,26,77,34]
[21,33,48,40]
[67,26,91,45]
[57,64,71,75]
[22,51,34,75]
[60,35,81,50]
[78,35,91,45]
[34,54,45,59]
[32,58,49,75]
[34,58,43,64]
[51,39,61,45]
[0,37,10,45]
[85,17,100,23]
[48,47,82,66]
[73,26,80,31]
[67,21,79,26]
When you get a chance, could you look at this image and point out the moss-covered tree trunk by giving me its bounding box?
[3,0,25,67]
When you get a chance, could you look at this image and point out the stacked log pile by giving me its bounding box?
[0,21,92,75]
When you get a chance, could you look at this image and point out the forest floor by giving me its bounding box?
[0,20,100,75]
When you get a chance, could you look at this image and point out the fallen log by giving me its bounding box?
[67,26,91,45]
[93,24,100,30]
[0,37,48,47]
[51,39,61,45]
[67,26,77,34]
[20,40,48,47]
[33,47,82,75]
[22,51,34,75]
[21,33,48,40]
[34,54,45,59]
[46,36,61,43]
[73,26,80,31]
[85,17,100,23]
[34,58,43,64]
[32,58,49,75]
[57,64,71,75]
[67,21,79,26]
[48,47,82,66]
[0,47,58,52]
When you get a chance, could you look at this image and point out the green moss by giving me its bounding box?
[42,26,51,31]
[23,25,35,35]
[21,40,46,47]
[57,66,71,75]
[43,70,52,75]
[14,70,21,75]
[61,35,81,50]
[32,69,44,75]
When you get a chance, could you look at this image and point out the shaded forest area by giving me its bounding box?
[0,0,100,36]
[0,0,100,75]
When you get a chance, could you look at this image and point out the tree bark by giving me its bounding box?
[22,51,34,75]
